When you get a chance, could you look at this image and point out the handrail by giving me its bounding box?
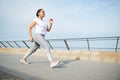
[0,36,120,52]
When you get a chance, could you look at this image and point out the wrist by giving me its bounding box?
[29,35,32,38]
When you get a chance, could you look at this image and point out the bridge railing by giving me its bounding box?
[0,36,120,52]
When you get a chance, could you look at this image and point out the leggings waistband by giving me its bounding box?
[35,33,45,37]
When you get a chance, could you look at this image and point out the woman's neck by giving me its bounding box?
[38,16,43,20]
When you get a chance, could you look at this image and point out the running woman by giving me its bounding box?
[20,9,60,68]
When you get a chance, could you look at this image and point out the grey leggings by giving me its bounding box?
[23,33,53,62]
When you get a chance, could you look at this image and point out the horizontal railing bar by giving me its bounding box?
[1,36,120,42]
[48,36,120,41]
[52,47,120,49]
[48,39,118,42]
[67,39,117,41]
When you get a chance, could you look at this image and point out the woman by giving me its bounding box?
[20,9,60,68]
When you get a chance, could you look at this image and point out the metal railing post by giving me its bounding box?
[115,37,119,52]
[47,40,53,49]
[22,41,30,48]
[87,38,90,51]
[64,40,70,50]
[14,41,21,48]
[0,41,7,48]
[6,41,14,48]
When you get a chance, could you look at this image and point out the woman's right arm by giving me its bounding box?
[28,21,36,42]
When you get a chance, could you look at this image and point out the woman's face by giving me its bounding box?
[38,10,45,17]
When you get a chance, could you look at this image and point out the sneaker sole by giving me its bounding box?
[20,59,29,64]
[51,61,60,68]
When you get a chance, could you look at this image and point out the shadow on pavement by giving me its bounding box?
[56,60,79,68]
[29,59,79,68]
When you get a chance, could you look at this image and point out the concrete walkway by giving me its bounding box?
[0,52,120,80]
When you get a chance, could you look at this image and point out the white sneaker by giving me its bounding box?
[50,61,60,68]
[20,59,30,64]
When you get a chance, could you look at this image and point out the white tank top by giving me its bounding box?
[34,18,48,35]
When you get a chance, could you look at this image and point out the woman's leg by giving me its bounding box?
[35,34,53,62]
[23,42,40,59]
[20,42,40,64]
[35,34,60,68]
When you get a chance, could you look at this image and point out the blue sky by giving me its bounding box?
[0,0,120,41]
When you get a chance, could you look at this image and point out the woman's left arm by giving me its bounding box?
[47,18,53,32]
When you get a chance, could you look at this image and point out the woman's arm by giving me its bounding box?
[28,21,36,42]
[47,18,53,32]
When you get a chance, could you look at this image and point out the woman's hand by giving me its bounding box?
[49,18,53,25]
[29,36,34,42]
[47,18,53,32]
